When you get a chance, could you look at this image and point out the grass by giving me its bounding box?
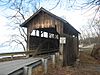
[79,51,100,64]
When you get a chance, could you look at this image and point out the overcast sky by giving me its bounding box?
[0,0,94,53]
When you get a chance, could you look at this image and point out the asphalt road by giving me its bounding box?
[0,58,41,75]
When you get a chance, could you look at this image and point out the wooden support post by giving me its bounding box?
[76,34,79,58]
[35,30,37,36]
[43,31,44,37]
[39,30,41,37]
[59,43,63,66]
[60,36,67,66]
[27,28,30,52]
[60,44,63,55]
[48,32,49,38]
[54,34,56,39]
[60,44,66,66]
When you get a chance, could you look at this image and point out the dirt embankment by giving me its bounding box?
[47,51,100,75]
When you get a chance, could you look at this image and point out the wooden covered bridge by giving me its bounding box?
[21,7,80,66]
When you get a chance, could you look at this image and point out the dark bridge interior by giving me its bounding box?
[29,28,59,54]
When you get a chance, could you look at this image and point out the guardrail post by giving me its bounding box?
[44,59,48,74]
[28,67,32,75]
[42,58,48,74]
[51,54,56,67]
[24,66,33,75]
[11,55,14,59]
[23,66,28,75]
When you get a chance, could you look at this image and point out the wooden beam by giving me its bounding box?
[39,30,41,37]
[27,27,30,51]
[48,32,49,38]
[35,30,37,36]
[76,34,79,58]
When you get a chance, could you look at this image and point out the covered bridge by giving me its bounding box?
[20,7,80,66]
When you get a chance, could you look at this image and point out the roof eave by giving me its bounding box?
[20,7,80,34]
[20,7,45,27]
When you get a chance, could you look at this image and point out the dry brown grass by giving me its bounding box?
[79,51,100,64]
[45,51,100,75]
[32,65,44,75]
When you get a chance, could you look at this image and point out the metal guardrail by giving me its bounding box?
[0,56,51,75]
[0,48,58,75]
[0,57,42,75]
[0,50,57,75]
[10,59,42,75]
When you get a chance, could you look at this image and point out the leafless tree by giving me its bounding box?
[0,0,99,51]
[81,0,100,21]
[79,18,100,45]
[0,0,65,51]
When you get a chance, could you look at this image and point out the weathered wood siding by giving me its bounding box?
[62,34,78,66]
[27,11,63,34]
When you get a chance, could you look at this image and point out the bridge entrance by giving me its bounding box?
[21,7,80,66]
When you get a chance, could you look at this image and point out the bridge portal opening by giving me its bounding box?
[20,7,80,66]
[29,28,59,54]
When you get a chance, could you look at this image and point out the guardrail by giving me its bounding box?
[0,56,52,75]
[0,49,58,59]
[0,50,57,75]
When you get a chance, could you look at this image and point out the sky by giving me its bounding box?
[51,9,88,29]
[0,0,94,53]
[0,16,9,43]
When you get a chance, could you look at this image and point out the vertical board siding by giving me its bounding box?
[63,34,78,66]
[25,9,79,66]
[27,12,63,34]
[31,12,54,30]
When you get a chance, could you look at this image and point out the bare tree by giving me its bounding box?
[81,0,100,21]
[78,0,100,45]
[79,18,100,45]
[0,0,99,51]
[0,0,64,51]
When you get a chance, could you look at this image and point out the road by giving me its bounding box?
[0,58,42,75]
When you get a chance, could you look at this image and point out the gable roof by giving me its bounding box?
[20,7,80,34]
